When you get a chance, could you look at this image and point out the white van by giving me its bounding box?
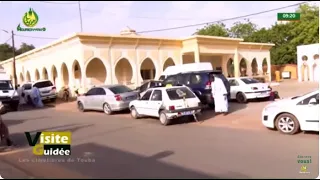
[159,62,213,81]
[0,70,19,111]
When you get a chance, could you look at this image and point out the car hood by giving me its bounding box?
[266,97,294,107]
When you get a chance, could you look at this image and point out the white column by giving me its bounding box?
[233,49,240,78]
[194,47,200,63]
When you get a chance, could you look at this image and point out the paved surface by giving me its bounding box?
[0,80,318,179]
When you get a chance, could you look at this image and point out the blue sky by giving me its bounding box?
[0,1,317,48]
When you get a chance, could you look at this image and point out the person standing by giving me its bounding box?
[210,75,229,115]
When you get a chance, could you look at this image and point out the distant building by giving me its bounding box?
[297,43,319,82]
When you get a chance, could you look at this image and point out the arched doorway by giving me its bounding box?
[42,68,49,80]
[85,58,106,85]
[313,54,319,81]
[262,58,268,75]
[19,73,24,83]
[239,58,247,77]
[140,58,156,81]
[51,65,58,85]
[61,63,69,87]
[251,58,258,76]
[26,71,31,82]
[72,60,82,87]
[115,58,133,85]
[163,58,175,71]
[35,69,40,81]
[227,58,234,77]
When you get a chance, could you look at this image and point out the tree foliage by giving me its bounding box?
[194,4,319,65]
[0,42,35,61]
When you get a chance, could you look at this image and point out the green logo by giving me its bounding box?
[17,8,46,32]
[23,8,38,27]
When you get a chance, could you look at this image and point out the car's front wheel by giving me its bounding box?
[130,106,139,119]
[77,102,85,112]
[275,113,300,135]
[236,92,247,103]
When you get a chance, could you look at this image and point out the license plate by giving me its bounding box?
[42,91,50,93]
[181,111,193,115]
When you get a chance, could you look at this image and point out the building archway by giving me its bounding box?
[251,58,258,76]
[61,63,69,87]
[140,58,156,81]
[85,58,106,85]
[262,58,268,75]
[42,68,49,80]
[72,60,82,87]
[163,58,175,71]
[313,54,319,81]
[51,65,58,85]
[35,69,40,81]
[227,58,234,77]
[26,71,31,82]
[239,58,247,77]
[19,73,24,83]
[115,58,133,85]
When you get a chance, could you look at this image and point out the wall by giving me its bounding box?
[271,64,297,81]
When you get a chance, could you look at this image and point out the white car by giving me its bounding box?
[262,90,319,135]
[129,86,202,126]
[228,77,271,103]
[21,80,57,102]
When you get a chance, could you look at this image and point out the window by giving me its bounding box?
[96,88,106,95]
[241,78,260,84]
[163,76,176,85]
[228,79,239,86]
[140,83,149,92]
[109,85,132,94]
[22,84,32,90]
[166,87,196,100]
[159,75,165,81]
[141,90,152,100]
[0,80,13,90]
[182,74,191,85]
[151,90,162,101]
[86,88,98,96]
[33,81,53,88]
[150,81,162,88]
[298,93,319,105]
[190,74,202,85]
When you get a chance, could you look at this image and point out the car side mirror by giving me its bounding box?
[308,98,317,105]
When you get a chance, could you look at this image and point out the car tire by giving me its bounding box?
[236,92,247,103]
[50,98,56,103]
[130,106,139,119]
[77,101,85,112]
[159,111,171,126]
[103,103,112,115]
[10,103,19,111]
[275,113,300,135]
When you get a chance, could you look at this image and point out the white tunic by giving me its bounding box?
[211,78,228,113]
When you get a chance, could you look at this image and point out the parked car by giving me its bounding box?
[135,80,162,98]
[22,80,57,103]
[262,90,319,135]
[228,77,271,103]
[161,70,230,107]
[129,86,202,126]
[77,84,138,115]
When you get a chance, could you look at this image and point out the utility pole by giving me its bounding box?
[78,1,83,32]
[11,30,17,89]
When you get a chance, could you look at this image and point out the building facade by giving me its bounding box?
[0,30,274,94]
[297,43,319,82]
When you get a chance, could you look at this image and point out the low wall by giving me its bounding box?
[270,64,297,81]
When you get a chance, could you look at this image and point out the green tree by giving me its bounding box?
[16,43,35,55]
[194,22,229,37]
[229,18,257,39]
[0,42,35,61]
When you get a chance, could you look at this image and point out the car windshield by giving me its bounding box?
[0,80,13,90]
[292,90,318,100]
[241,78,260,84]
[166,87,196,100]
[109,85,132,94]
[33,81,53,88]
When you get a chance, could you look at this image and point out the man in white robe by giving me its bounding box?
[210,76,228,115]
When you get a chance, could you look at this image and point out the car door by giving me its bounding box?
[228,79,240,99]
[136,90,153,115]
[296,93,319,131]
[148,90,163,117]
[84,88,98,109]
[92,88,106,110]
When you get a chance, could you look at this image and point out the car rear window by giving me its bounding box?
[150,81,162,88]
[33,81,53,88]
[0,80,13,90]
[109,85,132,94]
[166,87,196,100]
[241,78,260,84]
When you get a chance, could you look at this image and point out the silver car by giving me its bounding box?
[77,84,138,115]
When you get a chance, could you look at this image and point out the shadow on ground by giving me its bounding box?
[198,102,247,121]
[27,143,251,178]
[2,116,50,127]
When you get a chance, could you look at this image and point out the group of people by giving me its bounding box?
[16,85,44,108]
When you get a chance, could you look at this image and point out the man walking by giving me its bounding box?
[210,75,228,115]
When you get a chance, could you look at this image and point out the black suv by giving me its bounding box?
[162,70,230,107]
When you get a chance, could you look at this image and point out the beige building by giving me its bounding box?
[0,29,274,95]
